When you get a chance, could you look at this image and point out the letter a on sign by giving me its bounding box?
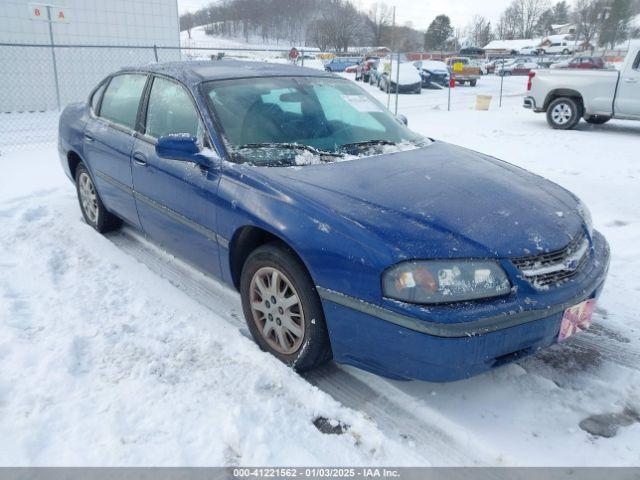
[54,8,69,22]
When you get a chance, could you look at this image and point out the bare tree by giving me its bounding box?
[513,0,550,38]
[466,15,494,47]
[495,5,520,39]
[367,2,391,46]
[573,0,605,46]
[495,0,549,39]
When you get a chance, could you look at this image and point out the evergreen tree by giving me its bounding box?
[424,15,453,50]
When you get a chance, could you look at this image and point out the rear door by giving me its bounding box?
[84,73,147,227]
[615,51,640,117]
[131,75,223,277]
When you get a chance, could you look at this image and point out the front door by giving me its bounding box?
[131,75,223,277]
[615,51,640,118]
[84,73,147,227]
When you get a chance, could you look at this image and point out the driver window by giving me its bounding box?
[145,77,204,142]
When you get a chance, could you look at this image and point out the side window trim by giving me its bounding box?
[89,77,109,116]
[140,74,214,150]
[96,72,149,134]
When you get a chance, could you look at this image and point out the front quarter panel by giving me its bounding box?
[216,162,398,300]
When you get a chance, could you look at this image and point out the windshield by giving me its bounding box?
[203,76,426,166]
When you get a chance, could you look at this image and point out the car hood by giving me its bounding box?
[253,142,583,259]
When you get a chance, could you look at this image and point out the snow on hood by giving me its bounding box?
[422,61,448,72]
[255,142,583,259]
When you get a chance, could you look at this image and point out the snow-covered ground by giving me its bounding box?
[1,72,639,466]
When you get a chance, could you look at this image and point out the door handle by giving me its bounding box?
[624,78,638,83]
[84,134,94,143]
[133,152,147,166]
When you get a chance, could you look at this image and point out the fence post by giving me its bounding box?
[153,44,159,62]
[386,52,392,109]
[499,57,504,108]
[301,49,304,67]
[394,51,400,115]
[46,6,61,111]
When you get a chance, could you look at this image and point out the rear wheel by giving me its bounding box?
[240,243,332,372]
[75,163,121,233]
[470,79,477,87]
[546,97,581,130]
[584,115,611,125]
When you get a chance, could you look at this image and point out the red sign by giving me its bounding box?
[289,48,299,60]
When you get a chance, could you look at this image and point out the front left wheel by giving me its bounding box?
[240,243,332,372]
[75,163,121,233]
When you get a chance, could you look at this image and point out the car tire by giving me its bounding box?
[240,243,332,372]
[546,97,581,130]
[75,163,121,233]
[562,49,570,55]
[470,79,477,86]
[584,115,611,125]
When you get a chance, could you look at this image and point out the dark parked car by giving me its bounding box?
[414,60,450,88]
[460,47,485,57]
[566,56,606,69]
[324,57,359,72]
[58,61,609,382]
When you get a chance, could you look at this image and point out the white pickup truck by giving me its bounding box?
[524,43,640,129]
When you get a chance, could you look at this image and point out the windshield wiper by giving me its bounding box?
[236,143,343,157]
[338,139,397,151]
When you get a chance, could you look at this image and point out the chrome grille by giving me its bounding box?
[512,231,590,288]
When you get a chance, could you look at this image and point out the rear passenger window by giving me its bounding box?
[145,76,203,140]
[634,53,640,70]
[99,74,147,130]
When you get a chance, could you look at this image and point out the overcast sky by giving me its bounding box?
[176,0,515,31]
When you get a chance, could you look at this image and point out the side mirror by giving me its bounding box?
[397,114,408,126]
[155,134,215,167]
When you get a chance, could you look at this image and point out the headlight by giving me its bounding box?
[577,199,593,237]
[382,260,511,304]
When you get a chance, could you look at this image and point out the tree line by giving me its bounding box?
[180,0,640,52]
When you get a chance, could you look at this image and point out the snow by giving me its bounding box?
[1,64,640,466]
[484,38,542,51]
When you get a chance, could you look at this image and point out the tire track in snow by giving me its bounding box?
[106,227,495,466]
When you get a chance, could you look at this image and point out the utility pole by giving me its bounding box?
[387,5,396,110]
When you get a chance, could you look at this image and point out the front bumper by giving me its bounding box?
[391,82,422,93]
[319,231,610,382]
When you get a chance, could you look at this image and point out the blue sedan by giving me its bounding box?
[58,61,609,382]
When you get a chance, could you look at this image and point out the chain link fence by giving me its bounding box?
[0,42,298,150]
[2,41,631,151]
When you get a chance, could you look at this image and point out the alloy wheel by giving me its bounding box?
[249,266,305,355]
[78,172,99,224]
[551,102,573,125]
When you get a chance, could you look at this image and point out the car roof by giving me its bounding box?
[120,60,335,86]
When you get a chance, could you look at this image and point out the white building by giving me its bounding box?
[0,0,181,112]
